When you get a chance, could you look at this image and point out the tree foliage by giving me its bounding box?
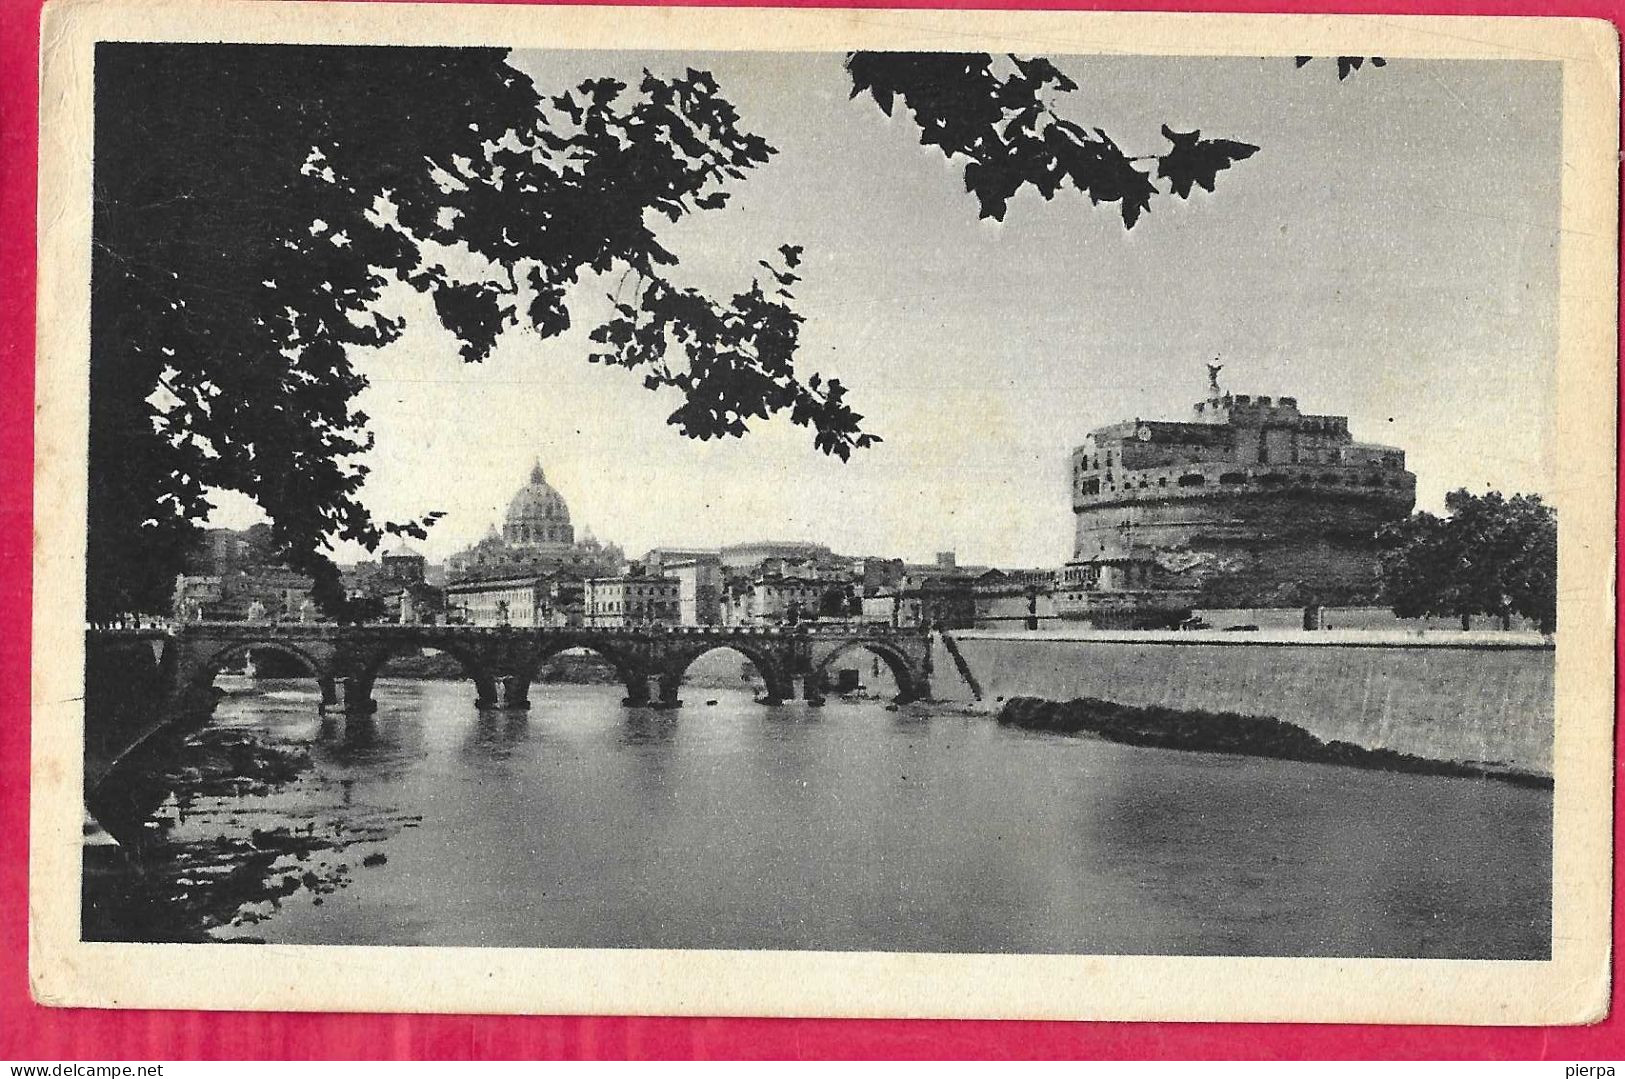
[1294,56,1387,80]
[91,45,1267,621]
[845,52,1259,224]
[90,44,870,618]
[1378,489,1557,632]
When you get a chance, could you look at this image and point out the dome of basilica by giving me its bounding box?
[502,461,574,548]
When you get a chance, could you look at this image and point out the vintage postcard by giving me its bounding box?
[29,0,1618,1021]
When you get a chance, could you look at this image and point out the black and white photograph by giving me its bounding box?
[31,2,1616,1021]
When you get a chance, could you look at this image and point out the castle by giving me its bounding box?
[1059,368,1416,625]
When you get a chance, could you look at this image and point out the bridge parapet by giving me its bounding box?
[86,626,172,639]
[801,622,920,637]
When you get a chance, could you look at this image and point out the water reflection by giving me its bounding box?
[314,711,380,752]
[618,707,682,746]
[462,707,531,762]
[88,678,1551,958]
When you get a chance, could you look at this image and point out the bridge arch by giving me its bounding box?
[662,641,796,706]
[810,638,927,704]
[516,636,651,706]
[354,638,502,708]
[186,640,336,705]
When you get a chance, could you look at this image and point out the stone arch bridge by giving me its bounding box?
[97,622,931,720]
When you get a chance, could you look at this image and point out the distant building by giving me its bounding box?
[971,568,1056,629]
[907,575,976,629]
[861,566,1055,630]
[856,574,975,630]
[446,461,625,583]
[339,543,444,624]
[902,550,988,580]
[850,557,905,596]
[1063,370,1417,626]
[173,567,312,623]
[183,524,279,577]
[719,540,832,571]
[381,544,428,584]
[754,555,847,582]
[859,591,899,626]
[584,575,680,627]
[721,575,837,626]
[444,572,585,627]
[173,575,226,619]
[664,557,723,625]
[641,547,721,574]
[171,525,314,621]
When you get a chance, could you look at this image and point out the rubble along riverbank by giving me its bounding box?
[995,696,1552,789]
[83,720,417,943]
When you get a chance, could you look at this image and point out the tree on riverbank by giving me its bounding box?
[1378,490,1557,632]
[89,45,1261,619]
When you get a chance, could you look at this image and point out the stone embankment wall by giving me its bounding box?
[933,629,1555,775]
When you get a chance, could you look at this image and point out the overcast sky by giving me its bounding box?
[215,49,1561,568]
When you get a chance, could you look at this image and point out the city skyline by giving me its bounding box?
[201,50,1561,569]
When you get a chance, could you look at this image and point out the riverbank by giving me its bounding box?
[996,696,1552,788]
[83,715,418,943]
[936,630,1554,776]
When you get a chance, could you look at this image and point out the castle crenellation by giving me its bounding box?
[1062,376,1417,625]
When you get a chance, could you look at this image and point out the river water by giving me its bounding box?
[95,676,1551,958]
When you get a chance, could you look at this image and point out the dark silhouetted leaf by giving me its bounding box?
[1296,55,1387,80]
[1156,125,1261,199]
[847,50,1257,230]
